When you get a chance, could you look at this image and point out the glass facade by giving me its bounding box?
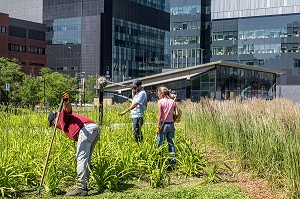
[47,17,81,45]
[109,0,170,81]
[44,0,103,76]
[112,64,278,103]
[170,4,201,15]
[215,65,276,100]
[180,66,276,101]
[170,0,202,68]
[112,18,169,81]
[44,0,169,81]
[130,0,169,11]
[191,69,216,100]
[211,13,300,85]
[211,0,300,20]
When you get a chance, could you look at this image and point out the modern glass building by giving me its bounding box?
[43,0,170,80]
[170,0,204,69]
[105,61,282,102]
[211,0,300,85]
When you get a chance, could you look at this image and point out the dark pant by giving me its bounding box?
[132,117,144,143]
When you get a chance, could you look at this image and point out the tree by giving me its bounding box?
[18,75,41,109]
[84,76,97,104]
[0,58,24,104]
[0,59,79,108]
[41,71,77,105]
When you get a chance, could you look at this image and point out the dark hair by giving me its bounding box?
[48,112,56,127]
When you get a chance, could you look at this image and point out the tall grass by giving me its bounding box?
[0,102,209,197]
[181,98,300,198]
[2,98,298,198]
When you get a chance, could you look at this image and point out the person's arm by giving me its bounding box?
[157,102,162,129]
[173,103,179,122]
[63,99,72,114]
[62,92,72,113]
[119,102,138,116]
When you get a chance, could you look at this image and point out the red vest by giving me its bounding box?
[57,107,94,141]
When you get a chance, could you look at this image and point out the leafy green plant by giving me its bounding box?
[149,156,170,188]
[1,98,298,198]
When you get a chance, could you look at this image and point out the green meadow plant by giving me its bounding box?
[180,98,300,198]
[3,98,298,198]
[149,155,170,188]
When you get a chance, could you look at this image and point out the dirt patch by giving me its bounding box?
[200,145,285,199]
[236,172,284,199]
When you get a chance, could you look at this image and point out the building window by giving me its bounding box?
[8,43,26,52]
[213,47,224,55]
[29,63,45,66]
[294,59,300,67]
[29,46,45,55]
[171,36,200,45]
[171,21,201,30]
[212,31,238,41]
[171,5,200,15]
[48,17,82,45]
[0,26,6,33]
[281,43,300,53]
[238,27,300,40]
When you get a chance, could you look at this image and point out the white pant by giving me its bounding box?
[76,123,100,189]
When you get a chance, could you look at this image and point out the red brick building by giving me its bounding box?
[0,12,46,75]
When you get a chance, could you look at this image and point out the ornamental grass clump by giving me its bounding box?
[5,99,295,197]
[180,98,300,198]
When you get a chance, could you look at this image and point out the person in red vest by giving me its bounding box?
[48,92,100,196]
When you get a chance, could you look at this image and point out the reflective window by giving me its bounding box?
[212,14,300,70]
[212,31,238,41]
[171,20,200,30]
[216,66,276,100]
[170,5,200,15]
[130,0,169,11]
[47,17,82,45]
[281,43,300,53]
[112,18,169,81]
[0,26,6,33]
[8,43,27,52]
[171,36,200,45]
[191,70,216,99]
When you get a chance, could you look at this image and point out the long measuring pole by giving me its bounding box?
[37,98,64,196]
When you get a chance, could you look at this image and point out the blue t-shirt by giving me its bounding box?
[130,89,147,118]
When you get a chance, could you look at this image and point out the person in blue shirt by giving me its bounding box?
[119,79,147,143]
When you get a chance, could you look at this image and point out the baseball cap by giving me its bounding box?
[48,112,56,127]
[130,79,142,88]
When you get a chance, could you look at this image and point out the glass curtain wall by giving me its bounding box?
[215,65,276,100]
[211,13,300,84]
[189,65,277,101]
[44,0,103,77]
[111,65,278,103]
[170,0,202,68]
[190,70,215,100]
[129,0,169,11]
[112,19,168,81]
